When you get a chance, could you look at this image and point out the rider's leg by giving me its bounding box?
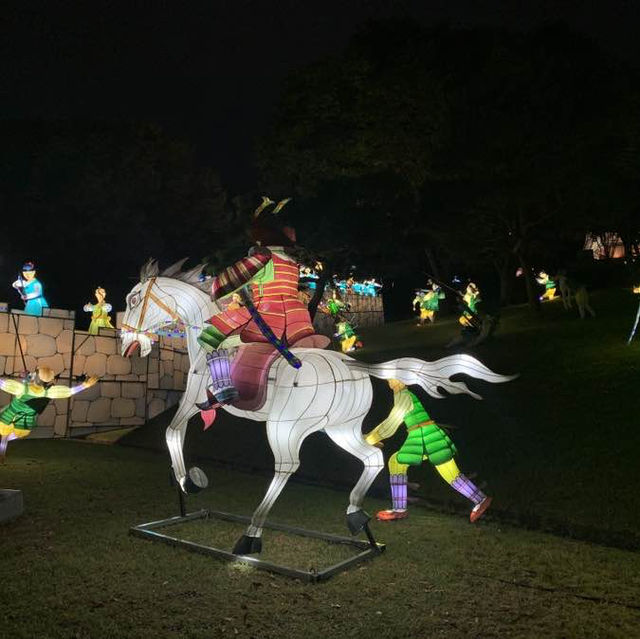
[197,325,238,405]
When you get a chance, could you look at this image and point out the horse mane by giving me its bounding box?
[139,258,210,293]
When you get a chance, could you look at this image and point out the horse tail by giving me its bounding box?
[345,354,517,400]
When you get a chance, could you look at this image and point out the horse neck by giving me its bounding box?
[155,277,212,362]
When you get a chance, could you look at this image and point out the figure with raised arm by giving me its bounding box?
[0,367,98,459]
[84,286,115,335]
[365,379,492,523]
[536,271,557,301]
[12,261,49,316]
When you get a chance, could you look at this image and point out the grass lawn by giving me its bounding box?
[2,439,640,639]
[123,287,640,550]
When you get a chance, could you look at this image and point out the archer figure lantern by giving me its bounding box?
[414,283,445,326]
[197,197,315,406]
[84,287,115,335]
[366,379,492,523]
[537,271,557,301]
[459,282,480,327]
[335,320,362,353]
[12,262,49,316]
[0,368,98,459]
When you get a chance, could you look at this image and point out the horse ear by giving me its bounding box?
[140,258,160,282]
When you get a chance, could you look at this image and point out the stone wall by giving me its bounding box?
[0,307,188,436]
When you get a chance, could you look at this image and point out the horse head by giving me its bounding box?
[121,258,203,358]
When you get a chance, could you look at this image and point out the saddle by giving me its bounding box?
[230,334,330,411]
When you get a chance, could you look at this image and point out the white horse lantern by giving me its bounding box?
[121,260,515,554]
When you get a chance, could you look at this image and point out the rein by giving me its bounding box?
[121,277,183,336]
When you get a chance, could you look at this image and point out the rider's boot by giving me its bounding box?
[197,326,238,408]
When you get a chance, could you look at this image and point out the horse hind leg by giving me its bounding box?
[323,418,384,535]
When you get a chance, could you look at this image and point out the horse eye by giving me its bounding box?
[130,293,141,308]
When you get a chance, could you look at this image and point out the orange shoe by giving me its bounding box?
[470,496,492,523]
[376,509,409,521]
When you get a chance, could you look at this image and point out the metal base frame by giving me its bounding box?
[130,509,385,582]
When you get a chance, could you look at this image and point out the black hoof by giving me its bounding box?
[233,534,262,555]
[347,509,371,535]
[183,467,209,494]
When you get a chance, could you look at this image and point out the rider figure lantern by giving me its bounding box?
[197,197,315,405]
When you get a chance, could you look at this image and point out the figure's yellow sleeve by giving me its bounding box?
[365,389,413,445]
[0,378,25,396]
[46,385,75,399]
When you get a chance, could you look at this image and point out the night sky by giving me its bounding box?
[2,1,639,319]
[5,1,639,190]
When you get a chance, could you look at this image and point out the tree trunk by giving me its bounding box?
[495,254,514,307]
[516,250,540,312]
[307,270,330,321]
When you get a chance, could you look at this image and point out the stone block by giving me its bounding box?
[0,333,16,356]
[55,401,68,415]
[77,337,96,357]
[23,355,38,372]
[148,398,166,419]
[64,320,74,330]
[87,397,111,423]
[116,311,124,329]
[55,330,74,354]
[101,382,120,398]
[71,400,89,422]
[182,357,191,373]
[78,382,101,401]
[175,370,184,388]
[107,355,131,376]
[119,416,144,426]
[54,414,68,436]
[62,353,71,370]
[148,373,159,388]
[36,354,65,374]
[112,397,135,418]
[72,354,86,374]
[27,334,57,358]
[39,317,64,338]
[160,348,174,361]
[95,336,117,355]
[115,374,138,381]
[38,403,56,427]
[85,353,107,377]
[135,397,146,418]
[0,490,23,524]
[16,315,38,335]
[122,382,144,399]
[159,375,174,389]
[0,313,8,333]
[0,355,5,375]
[131,355,148,376]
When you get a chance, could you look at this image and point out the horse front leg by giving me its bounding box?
[233,417,318,555]
[166,371,209,493]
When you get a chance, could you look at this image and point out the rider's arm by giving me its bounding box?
[0,378,25,396]
[365,389,413,445]
[46,376,98,399]
[210,249,272,301]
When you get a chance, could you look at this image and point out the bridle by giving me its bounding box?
[121,277,182,335]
